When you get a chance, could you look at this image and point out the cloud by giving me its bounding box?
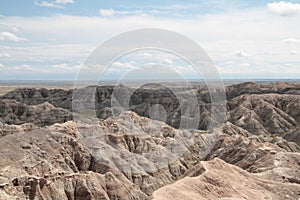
[52,63,70,69]
[290,50,298,54]
[0,24,20,32]
[98,9,148,17]
[14,65,33,71]
[11,26,19,32]
[99,9,116,17]
[34,0,74,8]
[0,32,27,42]
[162,58,173,65]
[282,37,300,43]
[139,52,152,57]
[217,62,300,78]
[0,63,4,68]
[123,2,245,17]
[239,63,251,67]
[1,7,300,79]
[110,61,139,72]
[13,64,50,73]
[0,43,93,67]
[116,62,196,80]
[52,63,80,71]
[55,0,74,4]
[0,53,11,58]
[34,1,62,8]
[267,1,300,16]
[234,50,250,57]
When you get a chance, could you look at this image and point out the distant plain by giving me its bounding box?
[1,79,299,96]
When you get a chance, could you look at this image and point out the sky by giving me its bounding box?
[0,0,300,80]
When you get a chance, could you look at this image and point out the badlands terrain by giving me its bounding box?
[0,81,299,200]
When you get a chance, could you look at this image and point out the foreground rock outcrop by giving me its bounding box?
[0,112,215,199]
[0,111,299,199]
[153,158,300,200]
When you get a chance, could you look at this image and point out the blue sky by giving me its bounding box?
[0,0,300,80]
[2,0,300,17]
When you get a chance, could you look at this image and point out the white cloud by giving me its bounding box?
[217,63,300,77]
[0,63,4,68]
[267,1,300,16]
[290,50,298,54]
[52,63,69,69]
[46,38,57,41]
[52,63,80,71]
[13,64,50,73]
[1,7,300,78]
[282,37,300,43]
[0,53,11,58]
[1,46,12,51]
[111,61,123,68]
[14,65,33,71]
[234,50,250,57]
[116,62,196,80]
[99,9,116,17]
[110,61,139,72]
[0,24,20,32]
[34,0,74,8]
[140,52,152,57]
[98,9,148,17]
[0,32,27,42]
[34,1,62,8]
[0,43,93,65]
[55,0,74,4]
[162,58,173,65]
[239,63,251,67]
[11,26,19,32]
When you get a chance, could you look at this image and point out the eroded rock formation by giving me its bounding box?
[0,82,299,199]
